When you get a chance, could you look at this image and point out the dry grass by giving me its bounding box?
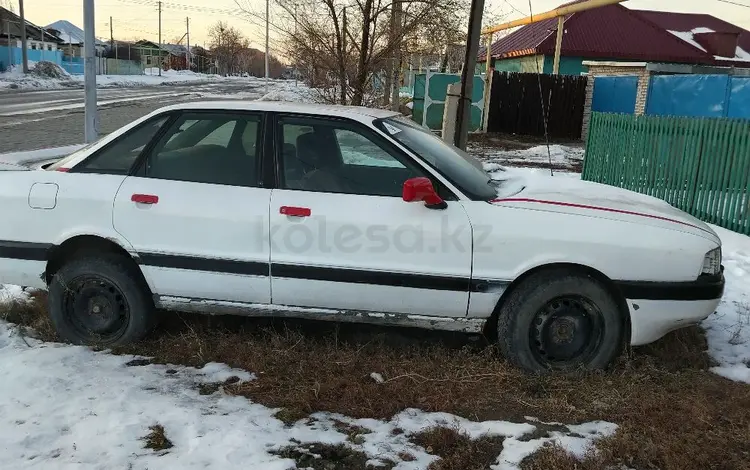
[142,424,173,452]
[272,443,391,469]
[411,426,505,470]
[5,296,750,469]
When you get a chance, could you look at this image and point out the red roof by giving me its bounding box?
[480,3,750,66]
[635,10,750,60]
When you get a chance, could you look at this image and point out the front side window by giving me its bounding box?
[143,113,261,187]
[279,117,425,197]
[378,116,497,200]
[70,116,169,174]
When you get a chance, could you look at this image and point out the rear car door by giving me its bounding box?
[112,111,271,304]
[269,114,473,317]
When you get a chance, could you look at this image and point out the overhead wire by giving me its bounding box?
[526,0,554,176]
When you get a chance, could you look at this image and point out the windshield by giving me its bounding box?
[377,116,497,200]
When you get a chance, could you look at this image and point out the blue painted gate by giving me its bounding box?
[646,74,750,119]
[591,76,638,114]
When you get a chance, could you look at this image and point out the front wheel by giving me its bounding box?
[48,255,156,346]
[496,269,624,372]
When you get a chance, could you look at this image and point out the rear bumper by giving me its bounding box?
[618,272,725,346]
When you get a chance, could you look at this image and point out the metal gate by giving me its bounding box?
[411,72,484,132]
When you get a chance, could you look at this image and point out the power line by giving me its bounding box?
[717,0,750,7]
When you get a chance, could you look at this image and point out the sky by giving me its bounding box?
[10,0,750,51]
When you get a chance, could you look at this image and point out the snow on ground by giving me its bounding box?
[0,65,279,91]
[0,295,615,469]
[483,144,584,166]
[0,62,77,90]
[256,82,321,104]
[704,225,750,383]
[69,68,227,88]
[470,144,585,173]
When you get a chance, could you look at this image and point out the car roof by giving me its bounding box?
[155,101,401,121]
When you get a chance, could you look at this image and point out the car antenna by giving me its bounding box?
[528,0,554,177]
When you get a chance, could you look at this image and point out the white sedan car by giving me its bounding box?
[0,102,724,372]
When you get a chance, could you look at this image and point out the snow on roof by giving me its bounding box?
[668,27,750,61]
[45,20,106,46]
[667,29,710,52]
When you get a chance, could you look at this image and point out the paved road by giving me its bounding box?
[0,81,270,153]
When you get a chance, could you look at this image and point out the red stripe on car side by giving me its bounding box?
[490,197,705,230]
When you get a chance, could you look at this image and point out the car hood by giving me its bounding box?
[491,171,719,243]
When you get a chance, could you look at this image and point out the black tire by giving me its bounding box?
[496,269,624,373]
[48,255,156,346]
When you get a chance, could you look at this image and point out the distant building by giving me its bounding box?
[45,20,107,57]
[132,40,189,70]
[0,6,63,71]
[478,1,750,75]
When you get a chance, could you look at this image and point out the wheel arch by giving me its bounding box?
[45,235,152,293]
[486,262,630,339]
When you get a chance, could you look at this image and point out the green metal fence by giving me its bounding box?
[583,112,750,235]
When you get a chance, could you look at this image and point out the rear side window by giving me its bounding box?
[141,113,262,187]
[72,116,169,174]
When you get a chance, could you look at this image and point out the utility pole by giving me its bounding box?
[453,0,484,150]
[19,0,28,73]
[186,17,190,70]
[340,6,347,104]
[110,16,114,50]
[158,1,162,76]
[83,0,98,142]
[552,15,564,74]
[5,20,12,69]
[390,0,402,111]
[265,0,269,92]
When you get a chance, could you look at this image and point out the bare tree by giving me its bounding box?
[208,21,250,75]
[236,0,468,106]
[0,0,15,13]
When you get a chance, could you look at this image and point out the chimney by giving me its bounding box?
[694,31,740,58]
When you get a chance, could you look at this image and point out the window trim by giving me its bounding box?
[69,112,177,175]
[130,109,266,188]
[272,113,458,200]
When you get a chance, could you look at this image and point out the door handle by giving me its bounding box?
[280,206,311,217]
[131,194,159,204]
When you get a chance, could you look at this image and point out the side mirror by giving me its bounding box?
[402,177,447,210]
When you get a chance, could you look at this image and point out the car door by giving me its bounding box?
[112,111,271,304]
[269,114,473,317]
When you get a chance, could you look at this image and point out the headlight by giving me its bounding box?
[702,247,722,276]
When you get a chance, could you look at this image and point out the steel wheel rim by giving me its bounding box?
[529,295,604,368]
[62,274,130,342]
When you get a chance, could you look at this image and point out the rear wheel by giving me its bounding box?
[48,255,156,346]
[496,269,624,372]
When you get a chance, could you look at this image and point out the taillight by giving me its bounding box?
[56,168,70,172]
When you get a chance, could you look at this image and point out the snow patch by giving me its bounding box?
[472,144,585,172]
[703,224,750,383]
[668,29,712,52]
[0,285,29,304]
[0,308,615,468]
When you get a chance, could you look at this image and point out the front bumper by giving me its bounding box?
[616,271,725,346]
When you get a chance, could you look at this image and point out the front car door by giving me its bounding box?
[268,114,473,317]
[112,111,271,304]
